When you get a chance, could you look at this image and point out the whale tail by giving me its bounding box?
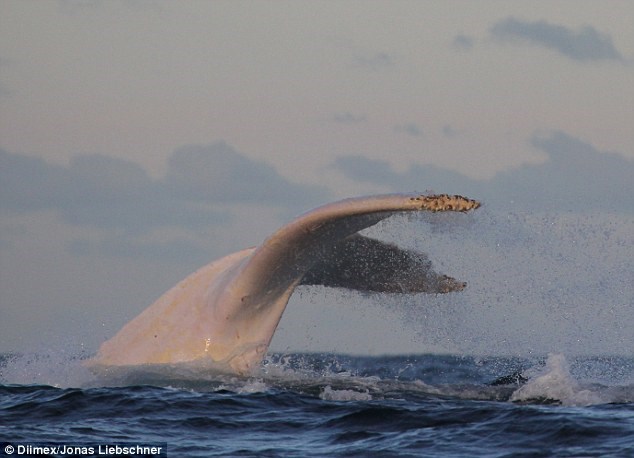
[90,193,480,375]
[301,234,466,293]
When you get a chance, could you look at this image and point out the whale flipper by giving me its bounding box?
[90,193,480,374]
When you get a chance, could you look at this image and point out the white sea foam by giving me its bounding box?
[218,378,269,394]
[320,385,373,401]
[510,354,603,406]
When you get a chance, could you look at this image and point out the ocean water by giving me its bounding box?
[1,352,633,457]
[2,209,632,456]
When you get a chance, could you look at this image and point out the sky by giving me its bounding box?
[1,1,633,357]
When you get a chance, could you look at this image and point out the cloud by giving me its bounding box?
[164,142,328,209]
[1,142,331,257]
[0,57,12,97]
[517,131,634,209]
[0,149,227,233]
[333,155,394,185]
[333,155,478,196]
[1,149,68,213]
[452,34,475,51]
[332,112,367,125]
[333,131,634,213]
[353,52,394,70]
[490,17,624,62]
[67,234,213,265]
[57,0,160,15]
[395,123,423,137]
[442,125,458,138]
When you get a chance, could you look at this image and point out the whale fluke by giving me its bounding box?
[301,234,467,293]
[90,193,480,375]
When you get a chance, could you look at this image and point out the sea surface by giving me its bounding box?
[2,208,633,456]
[1,352,633,457]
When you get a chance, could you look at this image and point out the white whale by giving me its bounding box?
[90,193,480,375]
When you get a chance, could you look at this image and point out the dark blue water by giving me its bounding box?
[1,352,633,457]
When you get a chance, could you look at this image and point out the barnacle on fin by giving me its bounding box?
[417,194,480,212]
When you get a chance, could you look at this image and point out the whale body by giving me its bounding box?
[90,193,480,375]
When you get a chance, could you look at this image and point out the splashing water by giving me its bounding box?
[511,353,604,406]
[2,199,633,456]
[2,208,632,390]
[335,208,634,358]
[2,353,632,456]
